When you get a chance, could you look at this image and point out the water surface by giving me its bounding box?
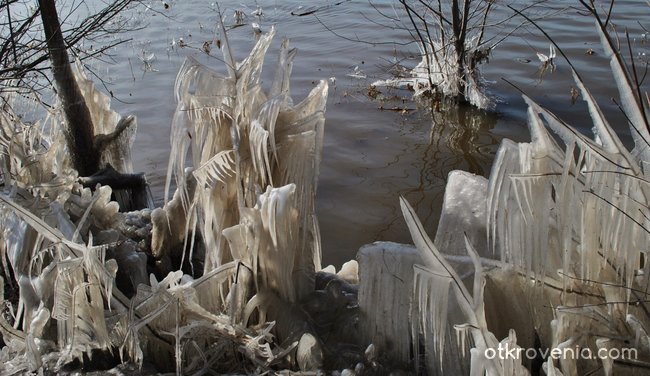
[87,0,648,267]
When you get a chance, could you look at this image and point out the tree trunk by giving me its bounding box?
[451,0,468,101]
[38,0,100,176]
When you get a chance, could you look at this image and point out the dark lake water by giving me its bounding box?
[81,0,648,268]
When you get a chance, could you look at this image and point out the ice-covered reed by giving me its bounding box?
[367,17,650,376]
[0,24,330,374]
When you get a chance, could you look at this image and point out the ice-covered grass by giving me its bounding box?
[0,24,332,374]
[372,0,496,110]
[373,35,493,110]
[379,17,650,376]
[2,4,649,376]
[159,24,327,305]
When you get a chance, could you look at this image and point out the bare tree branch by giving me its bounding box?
[0,0,144,103]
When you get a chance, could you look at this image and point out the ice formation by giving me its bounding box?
[161,24,327,307]
[356,18,650,376]
[2,4,649,375]
[357,242,421,365]
[373,36,492,109]
[73,61,137,175]
[434,170,488,258]
[0,24,334,374]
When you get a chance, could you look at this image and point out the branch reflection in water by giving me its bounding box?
[318,101,500,267]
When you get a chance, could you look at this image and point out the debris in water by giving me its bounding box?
[536,44,556,70]
[367,85,380,99]
[251,22,262,34]
[201,41,211,54]
[570,86,579,104]
[252,6,263,18]
[290,1,349,17]
[234,9,245,25]
[347,66,366,79]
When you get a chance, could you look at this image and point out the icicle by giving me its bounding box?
[357,241,421,365]
[73,61,137,174]
[434,171,489,258]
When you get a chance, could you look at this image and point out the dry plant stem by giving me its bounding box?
[401,0,435,89]
[579,0,650,135]
[0,192,172,346]
[389,0,502,107]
